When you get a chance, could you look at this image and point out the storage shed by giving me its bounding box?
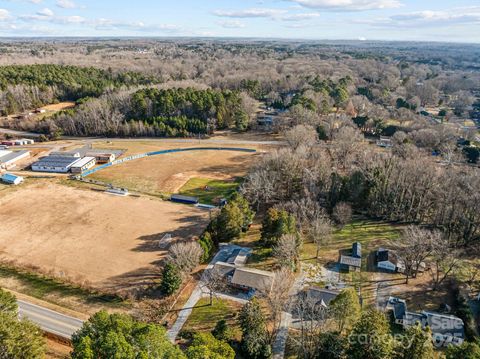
[50,151,81,158]
[170,194,199,204]
[87,152,116,164]
[70,157,96,174]
[1,173,24,185]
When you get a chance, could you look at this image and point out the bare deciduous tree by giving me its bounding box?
[272,234,301,271]
[332,202,352,229]
[284,124,318,150]
[430,236,461,290]
[201,267,227,306]
[392,226,438,284]
[168,241,203,276]
[309,217,333,259]
[258,268,295,344]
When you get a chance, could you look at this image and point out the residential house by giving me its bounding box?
[303,287,340,308]
[387,297,464,347]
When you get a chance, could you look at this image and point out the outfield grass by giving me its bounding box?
[182,298,242,340]
[179,177,241,205]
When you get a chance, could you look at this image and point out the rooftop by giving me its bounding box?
[352,242,362,258]
[340,255,362,268]
[71,157,95,168]
[33,156,81,167]
[0,150,30,164]
[231,267,275,292]
[306,287,340,307]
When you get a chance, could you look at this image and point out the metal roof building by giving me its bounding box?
[31,156,81,173]
[70,157,96,174]
[0,150,30,169]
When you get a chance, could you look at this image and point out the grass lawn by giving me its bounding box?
[301,218,402,267]
[182,298,243,341]
[0,264,129,313]
[179,177,241,205]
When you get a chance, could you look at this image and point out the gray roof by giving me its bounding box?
[340,255,361,268]
[32,156,80,168]
[231,267,275,292]
[226,248,250,266]
[352,242,362,258]
[388,297,464,339]
[388,297,407,320]
[0,150,30,164]
[306,287,340,307]
[404,311,464,338]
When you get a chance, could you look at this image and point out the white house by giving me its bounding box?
[376,248,401,272]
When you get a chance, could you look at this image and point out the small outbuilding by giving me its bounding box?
[50,151,81,158]
[340,242,362,272]
[87,152,116,164]
[1,173,24,185]
[170,194,199,205]
[70,157,96,174]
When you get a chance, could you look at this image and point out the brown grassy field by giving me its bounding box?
[0,179,209,294]
[88,140,262,194]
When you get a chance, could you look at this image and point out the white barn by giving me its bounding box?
[31,156,81,173]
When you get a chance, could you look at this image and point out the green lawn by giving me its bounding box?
[182,298,242,340]
[179,177,241,205]
[301,218,402,265]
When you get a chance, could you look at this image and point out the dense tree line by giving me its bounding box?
[2,87,253,138]
[129,87,249,131]
[242,124,480,246]
[0,64,158,115]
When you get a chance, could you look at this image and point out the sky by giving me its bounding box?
[0,0,479,43]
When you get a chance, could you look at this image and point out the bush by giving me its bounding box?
[186,333,235,359]
[261,207,296,245]
[212,319,233,342]
[199,232,215,263]
[160,263,182,296]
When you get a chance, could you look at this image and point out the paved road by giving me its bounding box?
[0,128,43,138]
[17,300,84,339]
[0,126,284,146]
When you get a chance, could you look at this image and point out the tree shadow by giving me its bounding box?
[132,213,208,252]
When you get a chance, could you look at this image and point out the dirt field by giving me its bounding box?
[89,141,262,194]
[0,180,209,293]
[40,102,76,112]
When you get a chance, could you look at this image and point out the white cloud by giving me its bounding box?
[282,12,320,21]
[37,8,54,17]
[289,0,402,11]
[358,6,480,28]
[93,18,180,33]
[0,9,11,21]
[213,8,286,19]
[217,20,246,28]
[56,0,76,9]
